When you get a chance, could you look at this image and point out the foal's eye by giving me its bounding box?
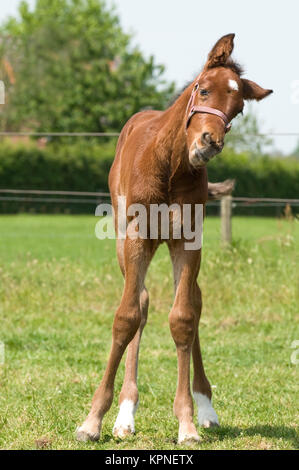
[200,89,209,96]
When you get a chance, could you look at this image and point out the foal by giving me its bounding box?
[77,34,272,443]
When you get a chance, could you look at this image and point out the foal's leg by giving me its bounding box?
[112,285,149,437]
[168,241,201,443]
[112,239,151,437]
[76,238,153,442]
[192,284,219,427]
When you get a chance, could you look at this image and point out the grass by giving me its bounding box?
[0,214,298,450]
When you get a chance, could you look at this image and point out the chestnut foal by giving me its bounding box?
[77,34,272,443]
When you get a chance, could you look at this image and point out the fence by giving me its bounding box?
[220,195,299,243]
[1,131,299,243]
[1,189,298,244]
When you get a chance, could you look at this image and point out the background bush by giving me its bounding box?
[0,139,114,192]
[0,140,299,214]
[208,150,299,199]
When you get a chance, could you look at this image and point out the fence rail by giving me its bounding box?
[0,189,109,196]
[0,132,120,137]
[1,131,299,137]
[1,189,298,244]
[1,189,299,206]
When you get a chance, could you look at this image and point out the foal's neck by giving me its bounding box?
[157,81,195,180]
[164,82,194,144]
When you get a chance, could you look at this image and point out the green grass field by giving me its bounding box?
[0,214,298,450]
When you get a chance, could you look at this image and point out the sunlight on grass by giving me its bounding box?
[0,215,298,449]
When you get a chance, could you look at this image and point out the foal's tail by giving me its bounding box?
[207,179,235,200]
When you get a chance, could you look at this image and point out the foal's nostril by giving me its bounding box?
[201,132,212,146]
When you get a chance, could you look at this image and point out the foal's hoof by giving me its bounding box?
[113,399,137,439]
[76,425,100,442]
[178,424,200,445]
[202,419,219,429]
[198,410,219,429]
[178,433,201,445]
[113,424,134,439]
[194,392,220,429]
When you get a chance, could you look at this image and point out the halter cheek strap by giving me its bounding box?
[185,82,232,133]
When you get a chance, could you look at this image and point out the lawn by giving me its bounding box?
[0,214,298,450]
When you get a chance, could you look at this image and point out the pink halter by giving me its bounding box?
[185,81,232,133]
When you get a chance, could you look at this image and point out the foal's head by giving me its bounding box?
[186,34,273,168]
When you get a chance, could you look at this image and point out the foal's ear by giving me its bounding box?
[205,33,235,69]
[242,79,273,101]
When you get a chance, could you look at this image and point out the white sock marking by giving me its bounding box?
[113,399,138,436]
[193,392,219,427]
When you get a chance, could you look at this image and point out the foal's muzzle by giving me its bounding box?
[189,134,224,168]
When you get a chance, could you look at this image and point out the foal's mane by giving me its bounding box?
[212,59,244,77]
[168,59,244,107]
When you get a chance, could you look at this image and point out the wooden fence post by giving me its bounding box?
[221,195,232,245]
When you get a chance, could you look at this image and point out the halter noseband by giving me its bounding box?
[186,81,232,133]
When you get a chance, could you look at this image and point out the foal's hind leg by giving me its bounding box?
[113,285,149,438]
[192,284,219,428]
[76,238,154,442]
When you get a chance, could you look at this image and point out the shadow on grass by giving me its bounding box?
[205,424,299,448]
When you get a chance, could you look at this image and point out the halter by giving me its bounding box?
[185,80,232,133]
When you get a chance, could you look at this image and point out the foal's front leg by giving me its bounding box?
[168,241,201,443]
[76,238,152,442]
[112,286,149,438]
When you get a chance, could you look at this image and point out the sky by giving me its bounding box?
[1,0,299,153]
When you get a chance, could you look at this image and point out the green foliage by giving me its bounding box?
[225,107,272,155]
[1,139,299,215]
[0,0,174,132]
[290,139,299,158]
[1,140,299,203]
[208,148,299,199]
[0,139,114,192]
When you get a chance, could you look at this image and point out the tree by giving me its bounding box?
[225,105,272,155]
[290,140,299,158]
[0,0,174,132]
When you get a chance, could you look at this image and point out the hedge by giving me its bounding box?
[0,139,298,213]
[0,139,115,193]
[208,150,299,199]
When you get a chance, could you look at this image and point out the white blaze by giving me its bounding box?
[228,79,239,91]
